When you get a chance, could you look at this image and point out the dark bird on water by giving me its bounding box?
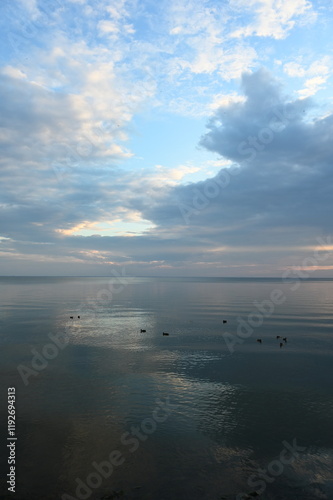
[256,339,262,343]
[223,320,227,324]
[280,342,283,348]
[276,335,281,339]
[78,316,80,319]
[163,332,169,336]
[140,329,146,333]
[70,316,73,319]
[283,337,287,342]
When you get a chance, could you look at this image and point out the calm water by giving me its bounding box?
[1,277,333,500]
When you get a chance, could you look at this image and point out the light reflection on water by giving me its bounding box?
[0,277,333,499]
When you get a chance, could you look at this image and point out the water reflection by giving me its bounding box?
[0,277,333,499]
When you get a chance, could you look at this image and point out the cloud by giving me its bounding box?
[17,0,40,18]
[283,56,331,97]
[98,20,120,35]
[165,0,257,81]
[130,68,333,267]
[298,76,328,98]
[198,68,333,173]
[230,0,316,39]
[2,66,333,276]
[192,71,333,239]
[0,1,332,276]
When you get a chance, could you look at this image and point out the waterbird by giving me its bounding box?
[276,335,281,339]
[70,316,73,319]
[140,329,146,333]
[78,316,80,319]
[163,332,169,336]
[280,342,283,348]
[223,320,227,324]
[256,339,262,343]
[283,337,287,342]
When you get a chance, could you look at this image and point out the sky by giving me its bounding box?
[0,0,333,276]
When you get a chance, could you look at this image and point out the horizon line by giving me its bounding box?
[1,275,333,280]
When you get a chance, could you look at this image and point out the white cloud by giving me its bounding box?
[217,45,258,80]
[153,164,201,184]
[307,57,331,77]
[98,20,120,34]
[1,66,27,80]
[17,0,39,17]
[209,92,246,110]
[168,0,227,39]
[105,0,129,20]
[230,0,316,39]
[283,61,306,77]
[165,0,257,80]
[298,76,328,98]
[98,19,135,36]
[2,32,157,165]
[283,56,331,97]
[284,56,331,79]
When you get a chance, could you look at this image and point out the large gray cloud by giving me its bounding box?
[120,69,333,273]
[140,69,333,236]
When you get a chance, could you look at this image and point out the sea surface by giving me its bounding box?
[1,276,333,500]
